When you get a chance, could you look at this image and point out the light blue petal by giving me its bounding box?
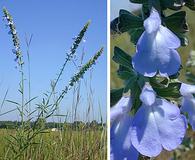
[157,26,180,49]
[181,97,195,130]
[131,99,186,157]
[158,49,181,77]
[132,9,181,77]
[180,83,195,96]
[132,32,157,77]
[130,105,162,157]
[110,96,131,123]
[140,85,156,106]
[144,9,161,34]
[132,52,157,77]
[132,31,181,77]
[154,99,187,151]
[136,31,152,54]
[111,114,139,160]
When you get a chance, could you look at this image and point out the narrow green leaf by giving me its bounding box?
[112,47,132,68]
[131,82,142,114]
[124,76,137,93]
[117,65,137,80]
[128,28,144,45]
[118,10,143,33]
[164,11,189,33]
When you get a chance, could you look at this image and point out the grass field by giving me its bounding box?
[0,127,106,160]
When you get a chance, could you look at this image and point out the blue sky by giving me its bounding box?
[0,0,107,122]
[111,0,141,20]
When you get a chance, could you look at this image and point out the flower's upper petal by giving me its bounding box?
[154,99,187,151]
[181,97,195,130]
[180,83,195,96]
[131,99,186,157]
[132,32,157,77]
[111,114,139,160]
[158,49,181,77]
[110,96,131,123]
[140,85,156,106]
[144,9,161,34]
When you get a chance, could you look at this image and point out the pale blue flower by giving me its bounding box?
[132,9,181,77]
[110,96,131,123]
[130,84,187,157]
[110,97,139,160]
[180,83,195,130]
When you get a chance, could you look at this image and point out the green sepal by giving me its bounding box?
[153,82,182,98]
[149,76,169,88]
[110,88,124,106]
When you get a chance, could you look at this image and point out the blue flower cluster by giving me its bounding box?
[111,8,195,159]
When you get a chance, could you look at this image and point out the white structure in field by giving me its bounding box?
[51,128,58,132]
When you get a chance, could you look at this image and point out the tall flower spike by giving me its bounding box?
[3,7,23,66]
[132,8,181,77]
[180,83,195,130]
[130,84,187,157]
[110,97,139,160]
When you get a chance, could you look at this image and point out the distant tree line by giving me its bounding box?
[0,120,106,130]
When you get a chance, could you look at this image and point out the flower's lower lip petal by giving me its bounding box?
[156,98,180,120]
[181,97,195,131]
[180,83,195,96]
[154,99,187,151]
[111,114,139,160]
[132,52,157,78]
[130,106,162,157]
[158,49,181,76]
[131,98,186,157]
